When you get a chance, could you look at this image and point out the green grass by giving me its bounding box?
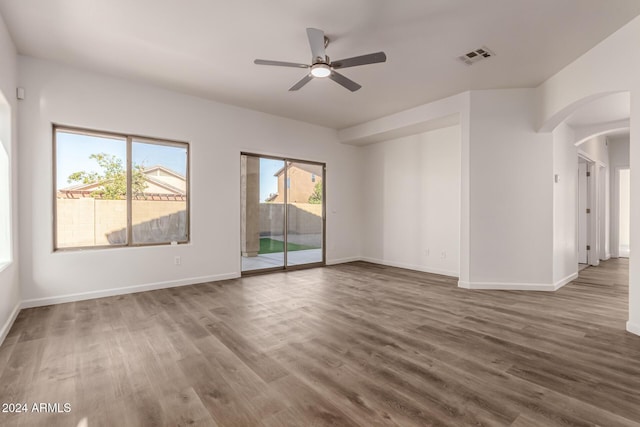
[259,238,318,254]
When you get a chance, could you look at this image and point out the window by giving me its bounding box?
[0,142,9,265]
[54,125,189,250]
[0,100,12,267]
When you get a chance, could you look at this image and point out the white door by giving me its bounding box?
[578,162,588,264]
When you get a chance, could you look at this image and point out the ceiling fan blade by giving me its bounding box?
[254,59,309,68]
[331,52,387,69]
[289,74,314,91]
[306,28,326,62]
[329,71,362,92]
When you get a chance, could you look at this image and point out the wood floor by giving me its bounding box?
[1,259,639,426]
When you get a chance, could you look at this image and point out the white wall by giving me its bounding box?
[343,88,569,291]
[465,89,555,289]
[619,169,631,256]
[338,92,471,282]
[609,135,631,167]
[537,15,640,334]
[361,125,461,276]
[609,135,630,258]
[552,122,578,283]
[0,12,20,345]
[17,56,362,306]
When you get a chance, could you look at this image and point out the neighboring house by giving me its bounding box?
[140,165,187,196]
[270,163,322,203]
[57,165,187,200]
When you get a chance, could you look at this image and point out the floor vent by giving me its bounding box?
[459,46,495,65]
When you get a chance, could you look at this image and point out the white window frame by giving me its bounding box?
[53,124,190,251]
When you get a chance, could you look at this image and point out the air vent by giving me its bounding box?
[459,46,495,65]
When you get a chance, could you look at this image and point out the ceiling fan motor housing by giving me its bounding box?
[314,55,329,65]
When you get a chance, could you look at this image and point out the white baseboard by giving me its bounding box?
[554,272,579,290]
[326,256,362,265]
[458,272,577,292]
[0,301,21,346]
[21,272,240,309]
[627,321,640,337]
[360,257,458,278]
[458,281,556,291]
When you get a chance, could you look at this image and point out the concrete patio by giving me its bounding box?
[241,248,323,271]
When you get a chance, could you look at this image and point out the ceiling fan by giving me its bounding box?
[254,28,387,92]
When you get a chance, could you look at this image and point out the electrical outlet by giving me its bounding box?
[441,251,447,259]
[174,256,181,265]
[425,249,430,256]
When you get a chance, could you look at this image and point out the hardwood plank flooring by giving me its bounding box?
[0,259,639,426]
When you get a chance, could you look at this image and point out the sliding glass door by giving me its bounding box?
[240,154,325,273]
[286,161,323,266]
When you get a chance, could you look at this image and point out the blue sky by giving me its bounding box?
[56,131,187,190]
[259,158,283,202]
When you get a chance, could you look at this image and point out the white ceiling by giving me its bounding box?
[1,0,639,129]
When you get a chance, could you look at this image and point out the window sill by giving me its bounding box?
[0,261,12,274]
[53,241,191,253]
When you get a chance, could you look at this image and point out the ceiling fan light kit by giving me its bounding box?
[310,63,331,78]
[254,27,387,92]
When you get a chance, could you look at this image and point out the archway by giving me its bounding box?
[549,90,631,327]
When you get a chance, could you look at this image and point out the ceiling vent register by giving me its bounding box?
[459,47,494,65]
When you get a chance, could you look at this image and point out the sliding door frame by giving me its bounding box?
[241,152,326,275]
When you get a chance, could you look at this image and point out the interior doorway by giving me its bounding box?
[577,158,592,266]
[240,153,325,274]
[598,164,607,261]
[577,155,602,268]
